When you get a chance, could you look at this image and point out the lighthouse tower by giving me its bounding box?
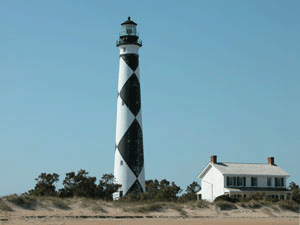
[113,17,145,199]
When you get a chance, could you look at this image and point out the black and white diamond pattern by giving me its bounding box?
[114,53,145,197]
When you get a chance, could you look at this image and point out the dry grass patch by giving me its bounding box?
[123,203,164,214]
[168,203,188,217]
[36,196,71,210]
[74,198,107,213]
[0,199,13,211]
[5,194,37,210]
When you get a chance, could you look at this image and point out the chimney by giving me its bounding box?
[210,155,217,164]
[268,157,275,165]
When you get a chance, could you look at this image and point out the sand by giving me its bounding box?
[1,217,299,225]
[0,197,299,225]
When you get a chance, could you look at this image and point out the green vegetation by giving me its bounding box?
[197,200,209,208]
[278,200,299,212]
[28,173,59,196]
[289,181,300,203]
[214,201,237,210]
[28,170,121,201]
[13,170,298,215]
[0,199,13,211]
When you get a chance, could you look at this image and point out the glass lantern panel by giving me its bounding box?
[121,24,137,36]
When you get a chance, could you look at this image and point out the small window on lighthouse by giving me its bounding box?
[120,160,123,165]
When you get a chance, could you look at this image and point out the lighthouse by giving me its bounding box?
[113,17,145,199]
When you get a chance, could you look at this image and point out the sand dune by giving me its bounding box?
[0,196,299,224]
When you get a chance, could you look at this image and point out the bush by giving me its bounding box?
[239,200,263,209]
[214,195,237,203]
[29,173,59,197]
[214,201,237,210]
[197,200,209,208]
[246,192,265,201]
[278,200,299,212]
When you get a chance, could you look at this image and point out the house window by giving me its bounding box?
[227,177,233,186]
[237,177,246,186]
[267,178,272,187]
[275,178,284,187]
[251,177,257,187]
[227,177,246,187]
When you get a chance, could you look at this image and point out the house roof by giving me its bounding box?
[199,162,290,178]
[213,163,290,176]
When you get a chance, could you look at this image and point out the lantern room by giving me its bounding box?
[117,17,142,47]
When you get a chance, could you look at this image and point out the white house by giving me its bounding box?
[197,156,292,202]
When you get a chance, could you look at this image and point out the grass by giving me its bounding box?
[50,198,71,210]
[168,203,188,217]
[124,203,164,214]
[2,195,299,216]
[0,199,13,211]
[34,196,71,210]
[91,204,108,213]
[5,194,37,210]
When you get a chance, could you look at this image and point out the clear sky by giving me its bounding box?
[0,0,299,196]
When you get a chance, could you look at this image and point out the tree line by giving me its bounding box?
[27,170,201,202]
[27,170,300,203]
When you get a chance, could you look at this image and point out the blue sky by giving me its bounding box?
[0,0,299,196]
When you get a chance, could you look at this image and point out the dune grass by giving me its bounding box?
[1,194,298,215]
[123,203,164,213]
[5,194,37,210]
[0,199,13,211]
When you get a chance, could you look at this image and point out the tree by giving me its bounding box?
[154,180,182,202]
[181,181,201,201]
[29,173,59,196]
[289,181,300,203]
[144,179,159,200]
[98,173,121,201]
[60,169,97,198]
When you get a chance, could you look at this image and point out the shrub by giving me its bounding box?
[29,173,59,196]
[246,192,265,201]
[214,201,237,210]
[244,200,263,209]
[197,200,209,208]
[278,200,299,212]
[214,195,237,203]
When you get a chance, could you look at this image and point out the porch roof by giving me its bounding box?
[224,187,291,193]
